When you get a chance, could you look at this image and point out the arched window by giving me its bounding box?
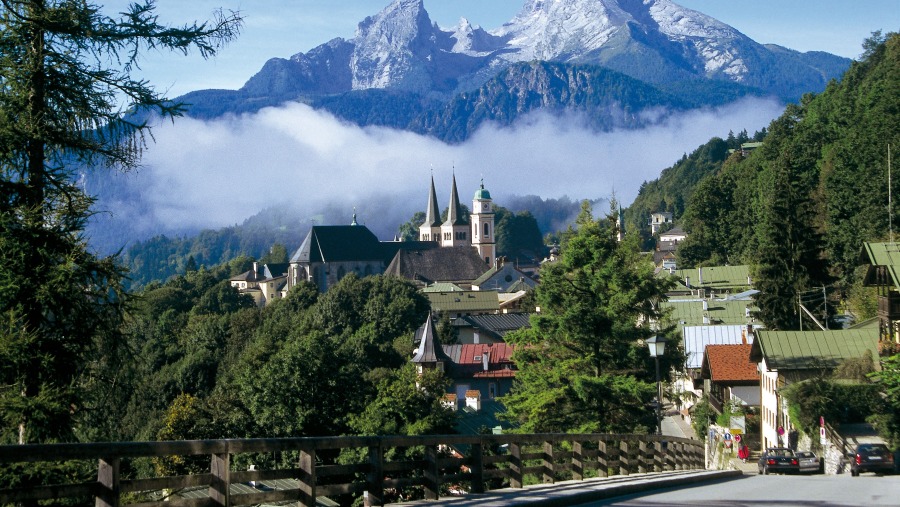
[483,223,490,237]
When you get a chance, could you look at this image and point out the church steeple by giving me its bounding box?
[444,173,466,227]
[419,174,442,242]
[441,172,469,247]
[424,175,441,227]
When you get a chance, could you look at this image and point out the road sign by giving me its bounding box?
[820,426,826,445]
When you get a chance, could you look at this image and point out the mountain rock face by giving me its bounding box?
[179,0,849,139]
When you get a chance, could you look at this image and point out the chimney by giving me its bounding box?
[482,351,490,371]
[742,328,748,345]
[702,299,708,311]
[465,390,481,411]
[685,276,691,288]
[442,393,458,411]
[698,267,703,285]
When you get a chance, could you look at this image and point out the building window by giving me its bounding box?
[484,223,490,237]
[489,383,497,399]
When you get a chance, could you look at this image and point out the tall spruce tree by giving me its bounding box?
[751,104,829,330]
[502,201,677,433]
[0,0,240,444]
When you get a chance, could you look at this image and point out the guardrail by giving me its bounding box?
[0,433,704,506]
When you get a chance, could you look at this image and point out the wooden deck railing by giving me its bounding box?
[0,433,704,506]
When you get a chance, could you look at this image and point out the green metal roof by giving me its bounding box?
[861,242,900,288]
[474,182,492,200]
[426,290,499,313]
[662,299,758,330]
[668,265,752,293]
[751,329,879,371]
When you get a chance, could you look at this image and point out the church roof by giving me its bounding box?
[474,181,491,200]
[384,247,491,285]
[290,225,383,263]
[424,175,442,227]
[443,174,468,227]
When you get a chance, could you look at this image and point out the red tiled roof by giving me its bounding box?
[703,344,758,382]
[465,390,481,398]
[455,343,515,365]
[473,369,516,378]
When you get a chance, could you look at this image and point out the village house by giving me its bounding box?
[649,211,673,235]
[412,314,517,433]
[860,241,900,346]
[700,344,760,419]
[229,261,289,306]
[749,328,880,450]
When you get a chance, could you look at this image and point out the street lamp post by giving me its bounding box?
[646,335,667,435]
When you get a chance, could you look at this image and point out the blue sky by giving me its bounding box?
[105,0,900,98]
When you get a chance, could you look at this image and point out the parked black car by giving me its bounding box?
[758,447,799,475]
[850,443,895,476]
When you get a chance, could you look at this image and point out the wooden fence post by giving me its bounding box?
[509,442,523,488]
[638,440,649,473]
[298,448,317,507]
[470,442,484,494]
[542,441,554,484]
[597,439,609,478]
[424,445,440,500]
[209,453,230,507]
[572,440,584,481]
[366,443,383,506]
[619,440,630,476]
[96,457,120,507]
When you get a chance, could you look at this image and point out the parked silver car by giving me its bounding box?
[796,451,820,473]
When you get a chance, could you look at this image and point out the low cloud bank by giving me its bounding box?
[104,96,785,242]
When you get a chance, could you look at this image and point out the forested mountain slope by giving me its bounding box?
[674,32,899,328]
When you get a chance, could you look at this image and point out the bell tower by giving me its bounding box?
[471,179,495,267]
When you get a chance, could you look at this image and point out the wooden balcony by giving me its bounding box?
[877,292,900,321]
[0,433,705,507]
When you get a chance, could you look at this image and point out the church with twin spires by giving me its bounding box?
[419,174,496,269]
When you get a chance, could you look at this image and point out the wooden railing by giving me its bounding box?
[0,433,704,507]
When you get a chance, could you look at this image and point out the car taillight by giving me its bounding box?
[767,459,776,465]
[791,459,798,465]
[856,454,862,465]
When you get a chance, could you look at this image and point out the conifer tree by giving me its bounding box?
[0,0,240,444]
[502,201,677,433]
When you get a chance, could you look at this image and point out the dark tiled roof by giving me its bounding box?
[290,225,383,263]
[230,270,258,282]
[384,247,491,284]
[701,344,758,383]
[452,313,532,338]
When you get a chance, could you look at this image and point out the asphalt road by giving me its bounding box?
[575,473,900,506]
